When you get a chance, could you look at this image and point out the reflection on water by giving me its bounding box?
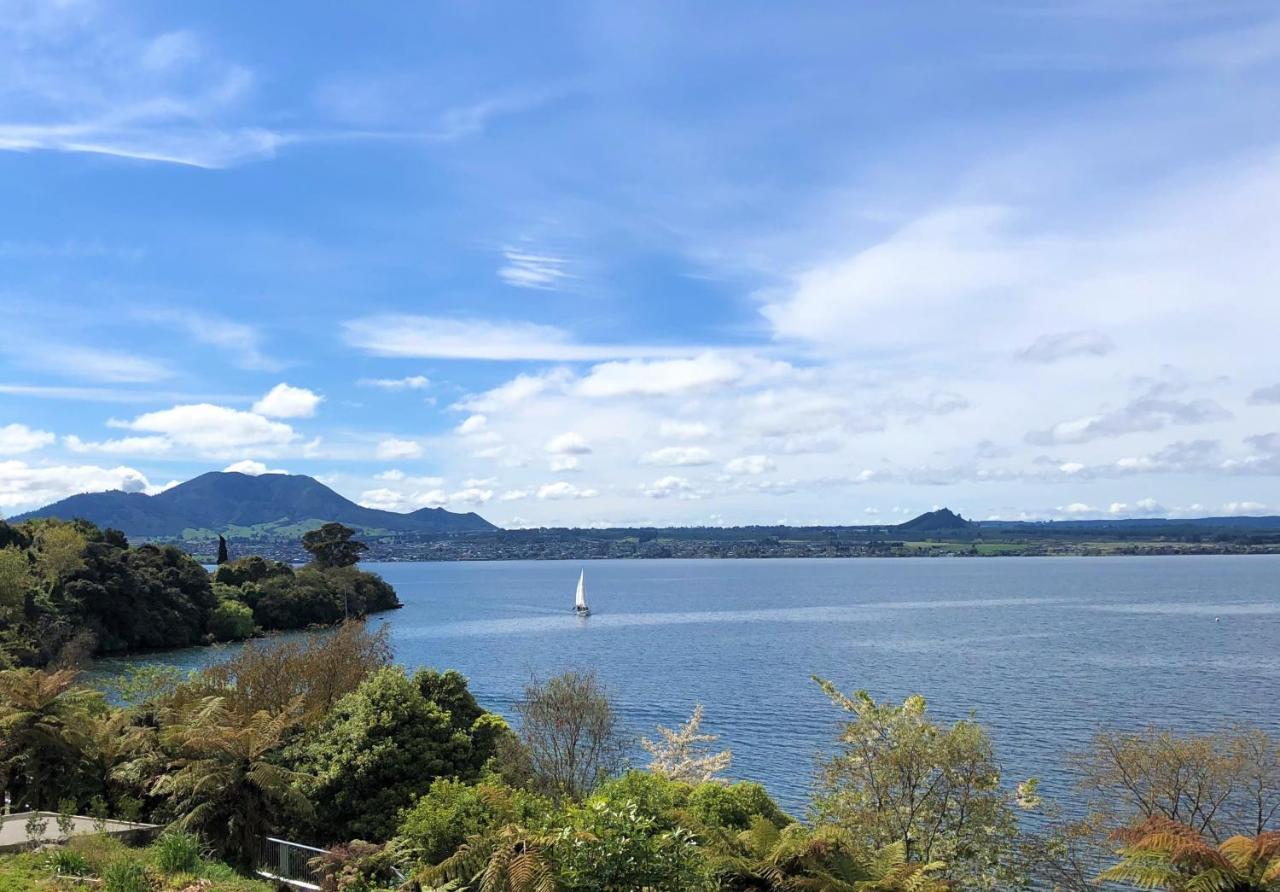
[97,555,1280,815]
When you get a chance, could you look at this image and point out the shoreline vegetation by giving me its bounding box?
[0,518,400,670]
[0,623,1276,890]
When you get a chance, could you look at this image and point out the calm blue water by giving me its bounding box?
[99,556,1280,815]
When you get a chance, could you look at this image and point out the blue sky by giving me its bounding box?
[2,0,1280,526]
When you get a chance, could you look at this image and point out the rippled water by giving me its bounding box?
[101,555,1280,815]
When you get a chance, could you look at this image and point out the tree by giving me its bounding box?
[291,666,503,841]
[199,620,392,726]
[516,670,626,800]
[0,668,104,809]
[1072,726,1280,843]
[1099,816,1280,890]
[642,704,732,784]
[153,695,312,869]
[301,523,367,569]
[216,535,229,565]
[811,678,1027,889]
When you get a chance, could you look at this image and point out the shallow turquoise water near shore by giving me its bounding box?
[98,555,1280,815]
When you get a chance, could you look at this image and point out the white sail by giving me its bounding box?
[575,570,588,611]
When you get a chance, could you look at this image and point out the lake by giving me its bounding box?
[98,555,1280,815]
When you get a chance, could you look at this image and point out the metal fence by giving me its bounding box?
[256,836,328,889]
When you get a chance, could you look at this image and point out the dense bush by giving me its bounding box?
[0,520,400,667]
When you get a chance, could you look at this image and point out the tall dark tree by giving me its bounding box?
[216,535,229,565]
[301,523,368,569]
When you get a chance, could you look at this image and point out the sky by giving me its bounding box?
[2,0,1280,528]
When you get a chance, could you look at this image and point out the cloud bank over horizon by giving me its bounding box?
[2,1,1280,525]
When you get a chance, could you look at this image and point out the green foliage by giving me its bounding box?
[0,523,399,668]
[208,598,255,641]
[0,667,106,809]
[153,830,203,873]
[102,858,150,892]
[397,778,551,866]
[812,678,1027,890]
[292,666,499,842]
[43,848,91,876]
[301,522,368,569]
[686,780,789,832]
[517,669,626,801]
[551,799,714,891]
[153,695,313,869]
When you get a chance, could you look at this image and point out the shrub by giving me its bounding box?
[152,830,202,873]
[687,780,789,831]
[102,858,151,892]
[45,848,92,876]
[396,779,551,866]
[208,599,255,641]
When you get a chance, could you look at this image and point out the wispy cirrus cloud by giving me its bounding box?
[344,315,705,362]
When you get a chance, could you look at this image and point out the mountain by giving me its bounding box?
[9,471,497,538]
[896,507,972,533]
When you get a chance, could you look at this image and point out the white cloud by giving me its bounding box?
[252,383,322,418]
[114,403,296,455]
[641,475,704,500]
[223,459,288,476]
[500,489,531,501]
[147,310,280,371]
[0,459,157,511]
[345,315,702,362]
[360,375,431,390]
[725,454,776,475]
[456,371,568,412]
[640,446,714,466]
[659,420,711,440]
[42,346,171,383]
[63,434,172,455]
[549,455,580,472]
[1220,500,1268,516]
[498,247,572,290]
[576,354,743,398]
[546,432,592,455]
[376,438,423,460]
[448,487,493,505]
[0,424,55,455]
[457,414,488,434]
[537,481,598,500]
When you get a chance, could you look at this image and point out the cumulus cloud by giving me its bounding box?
[0,424,55,455]
[725,454,776,475]
[545,432,592,455]
[252,383,322,418]
[640,446,714,466]
[457,415,488,434]
[376,438,423,460]
[1016,330,1114,363]
[549,455,580,472]
[641,475,704,500]
[0,460,157,511]
[537,481,597,500]
[113,403,296,455]
[223,459,288,476]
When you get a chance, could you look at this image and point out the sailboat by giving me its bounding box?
[574,569,591,617]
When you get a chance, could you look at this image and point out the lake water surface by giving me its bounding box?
[100,555,1280,814]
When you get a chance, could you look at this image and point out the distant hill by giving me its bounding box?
[897,508,972,533]
[9,471,497,539]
